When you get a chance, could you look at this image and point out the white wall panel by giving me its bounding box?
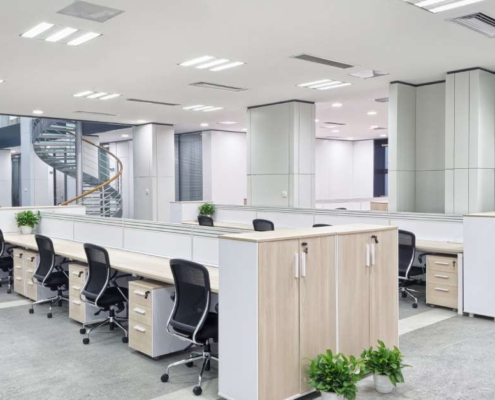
[192,236,219,266]
[454,72,470,169]
[256,211,314,228]
[250,175,289,207]
[415,171,445,213]
[123,228,192,259]
[454,169,469,214]
[74,222,123,248]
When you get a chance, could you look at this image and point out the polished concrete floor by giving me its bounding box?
[0,286,493,400]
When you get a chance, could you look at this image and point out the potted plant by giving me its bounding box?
[198,202,216,217]
[361,340,410,394]
[306,349,363,400]
[15,210,41,235]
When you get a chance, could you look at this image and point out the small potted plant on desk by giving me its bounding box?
[306,349,363,400]
[198,203,216,218]
[361,340,410,394]
[15,210,41,235]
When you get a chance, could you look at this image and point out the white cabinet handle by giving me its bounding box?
[133,308,146,315]
[435,287,449,292]
[434,274,449,279]
[301,252,307,277]
[134,326,146,333]
[72,285,81,290]
[29,257,35,262]
[17,254,23,259]
[434,261,450,266]
[366,244,370,267]
[134,290,146,297]
[294,253,299,278]
[371,243,376,266]
[15,265,22,270]
[15,277,22,281]
[27,269,33,273]
[72,300,81,305]
[27,282,33,286]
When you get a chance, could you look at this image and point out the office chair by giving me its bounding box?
[198,215,214,227]
[0,229,14,294]
[253,219,275,231]
[161,259,218,397]
[398,230,424,309]
[313,223,332,228]
[80,244,129,345]
[29,235,69,318]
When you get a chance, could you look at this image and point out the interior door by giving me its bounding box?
[299,236,336,393]
[337,232,371,356]
[258,239,300,400]
[370,229,399,348]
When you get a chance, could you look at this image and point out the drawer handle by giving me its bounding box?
[17,254,23,259]
[434,274,449,279]
[72,300,81,306]
[29,257,35,262]
[134,290,151,299]
[72,271,85,277]
[27,269,34,273]
[72,285,81,291]
[134,326,146,333]
[434,261,451,266]
[27,282,33,286]
[133,308,146,315]
[15,277,22,281]
[15,266,22,269]
[435,287,449,292]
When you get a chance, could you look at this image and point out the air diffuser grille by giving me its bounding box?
[293,54,354,69]
[190,82,247,92]
[127,98,179,106]
[451,13,495,38]
[375,97,389,103]
[74,110,118,117]
[58,1,124,22]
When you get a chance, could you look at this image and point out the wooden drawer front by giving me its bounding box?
[427,256,457,273]
[25,281,37,301]
[427,270,457,287]
[129,304,152,326]
[129,322,153,356]
[13,263,24,278]
[70,283,84,298]
[427,283,458,308]
[69,297,86,323]
[13,249,24,269]
[129,286,153,308]
[14,276,24,295]
[69,265,88,285]
[24,252,37,271]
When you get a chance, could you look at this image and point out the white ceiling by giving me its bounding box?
[1,0,495,138]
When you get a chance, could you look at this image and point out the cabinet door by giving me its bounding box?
[370,230,399,348]
[258,240,300,400]
[337,232,370,357]
[299,236,336,393]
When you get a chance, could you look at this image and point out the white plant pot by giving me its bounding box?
[320,392,342,400]
[374,374,394,394]
[20,226,33,235]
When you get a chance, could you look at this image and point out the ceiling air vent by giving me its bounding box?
[58,1,124,23]
[451,13,495,38]
[323,122,346,126]
[127,98,179,107]
[190,82,247,92]
[74,111,118,117]
[372,127,387,131]
[293,54,354,69]
[375,97,389,103]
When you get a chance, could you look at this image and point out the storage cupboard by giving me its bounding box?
[219,224,398,400]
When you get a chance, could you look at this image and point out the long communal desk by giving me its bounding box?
[4,233,219,293]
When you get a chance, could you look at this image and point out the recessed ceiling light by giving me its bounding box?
[431,0,484,12]
[22,22,54,38]
[73,90,93,97]
[367,111,378,116]
[137,120,147,124]
[180,56,214,67]
[194,106,215,111]
[183,105,204,110]
[242,128,247,131]
[380,134,388,137]
[407,0,485,12]
[11,150,16,154]
[183,105,223,112]
[332,103,343,108]
[122,134,129,138]
[298,79,332,87]
[67,32,101,46]
[33,110,43,115]
[45,27,78,42]
[196,59,229,69]
[100,93,121,100]
[218,121,238,125]
[349,70,389,79]
[315,119,319,122]
[332,130,340,133]
[298,79,351,91]
[371,125,379,130]
[86,92,107,99]
[0,80,4,84]
[319,83,352,90]
[203,107,223,112]
[210,61,245,71]
[201,123,209,127]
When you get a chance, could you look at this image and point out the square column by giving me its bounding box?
[133,124,175,222]
[247,100,315,208]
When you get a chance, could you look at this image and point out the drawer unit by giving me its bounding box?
[426,255,458,309]
[11,249,51,300]
[128,280,184,358]
[25,280,37,301]
[14,275,24,295]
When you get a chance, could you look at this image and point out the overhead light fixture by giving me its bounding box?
[367,111,378,116]
[33,110,43,115]
[371,125,379,129]
[86,92,107,99]
[242,128,247,131]
[45,27,78,42]
[74,91,120,100]
[298,79,332,87]
[183,105,204,110]
[203,107,223,112]
[0,80,4,84]
[315,119,319,122]
[194,106,215,111]
[298,80,351,91]
[137,120,147,124]
[100,93,121,100]
[201,123,209,127]
[332,130,340,133]
[122,134,129,138]
[180,56,214,67]
[21,22,54,38]
[11,150,16,154]
[183,105,223,112]
[73,90,93,97]
[218,121,238,125]
[67,32,101,46]
[196,59,229,69]
[431,0,484,12]
[180,56,244,72]
[210,61,245,71]
[349,70,389,79]
[405,0,485,13]
[332,103,343,108]
[380,134,388,137]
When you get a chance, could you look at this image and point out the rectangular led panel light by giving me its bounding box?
[405,0,485,13]
[46,27,78,42]
[67,32,101,46]
[22,22,54,38]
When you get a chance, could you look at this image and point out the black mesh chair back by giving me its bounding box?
[253,219,275,232]
[82,244,111,303]
[34,235,56,280]
[169,259,211,336]
[313,224,331,228]
[0,229,5,257]
[198,215,214,227]
[399,230,416,276]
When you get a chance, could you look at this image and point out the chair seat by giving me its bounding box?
[83,287,128,307]
[399,265,424,279]
[0,257,13,272]
[33,271,68,287]
[173,312,218,343]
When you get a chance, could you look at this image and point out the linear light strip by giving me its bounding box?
[180,56,214,67]
[415,0,448,7]
[100,94,121,100]
[46,27,78,43]
[67,32,101,46]
[298,79,331,87]
[194,106,215,111]
[210,61,244,71]
[183,105,204,110]
[318,83,352,90]
[430,0,484,12]
[86,92,107,99]
[22,22,54,38]
[203,107,223,112]
[74,91,94,97]
[309,81,342,89]
[196,59,229,69]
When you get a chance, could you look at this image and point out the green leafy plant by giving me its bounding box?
[306,350,363,400]
[361,340,410,386]
[198,203,216,216]
[15,210,41,228]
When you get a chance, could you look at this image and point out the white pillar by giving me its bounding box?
[247,100,315,208]
[133,124,175,222]
[0,149,12,206]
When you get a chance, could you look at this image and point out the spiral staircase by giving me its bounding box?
[32,118,123,218]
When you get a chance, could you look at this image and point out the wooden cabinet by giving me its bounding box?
[426,255,458,309]
[12,249,51,301]
[219,225,398,400]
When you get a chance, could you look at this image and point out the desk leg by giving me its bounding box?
[457,253,463,316]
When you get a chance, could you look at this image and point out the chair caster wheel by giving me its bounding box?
[185,362,194,368]
[401,292,407,298]
[83,338,90,345]
[193,386,202,396]
[122,337,128,344]
[29,308,34,314]
[412,303,418,309]
[161,374,169,383]
[80,328,86,335]
[47,313,52,319]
